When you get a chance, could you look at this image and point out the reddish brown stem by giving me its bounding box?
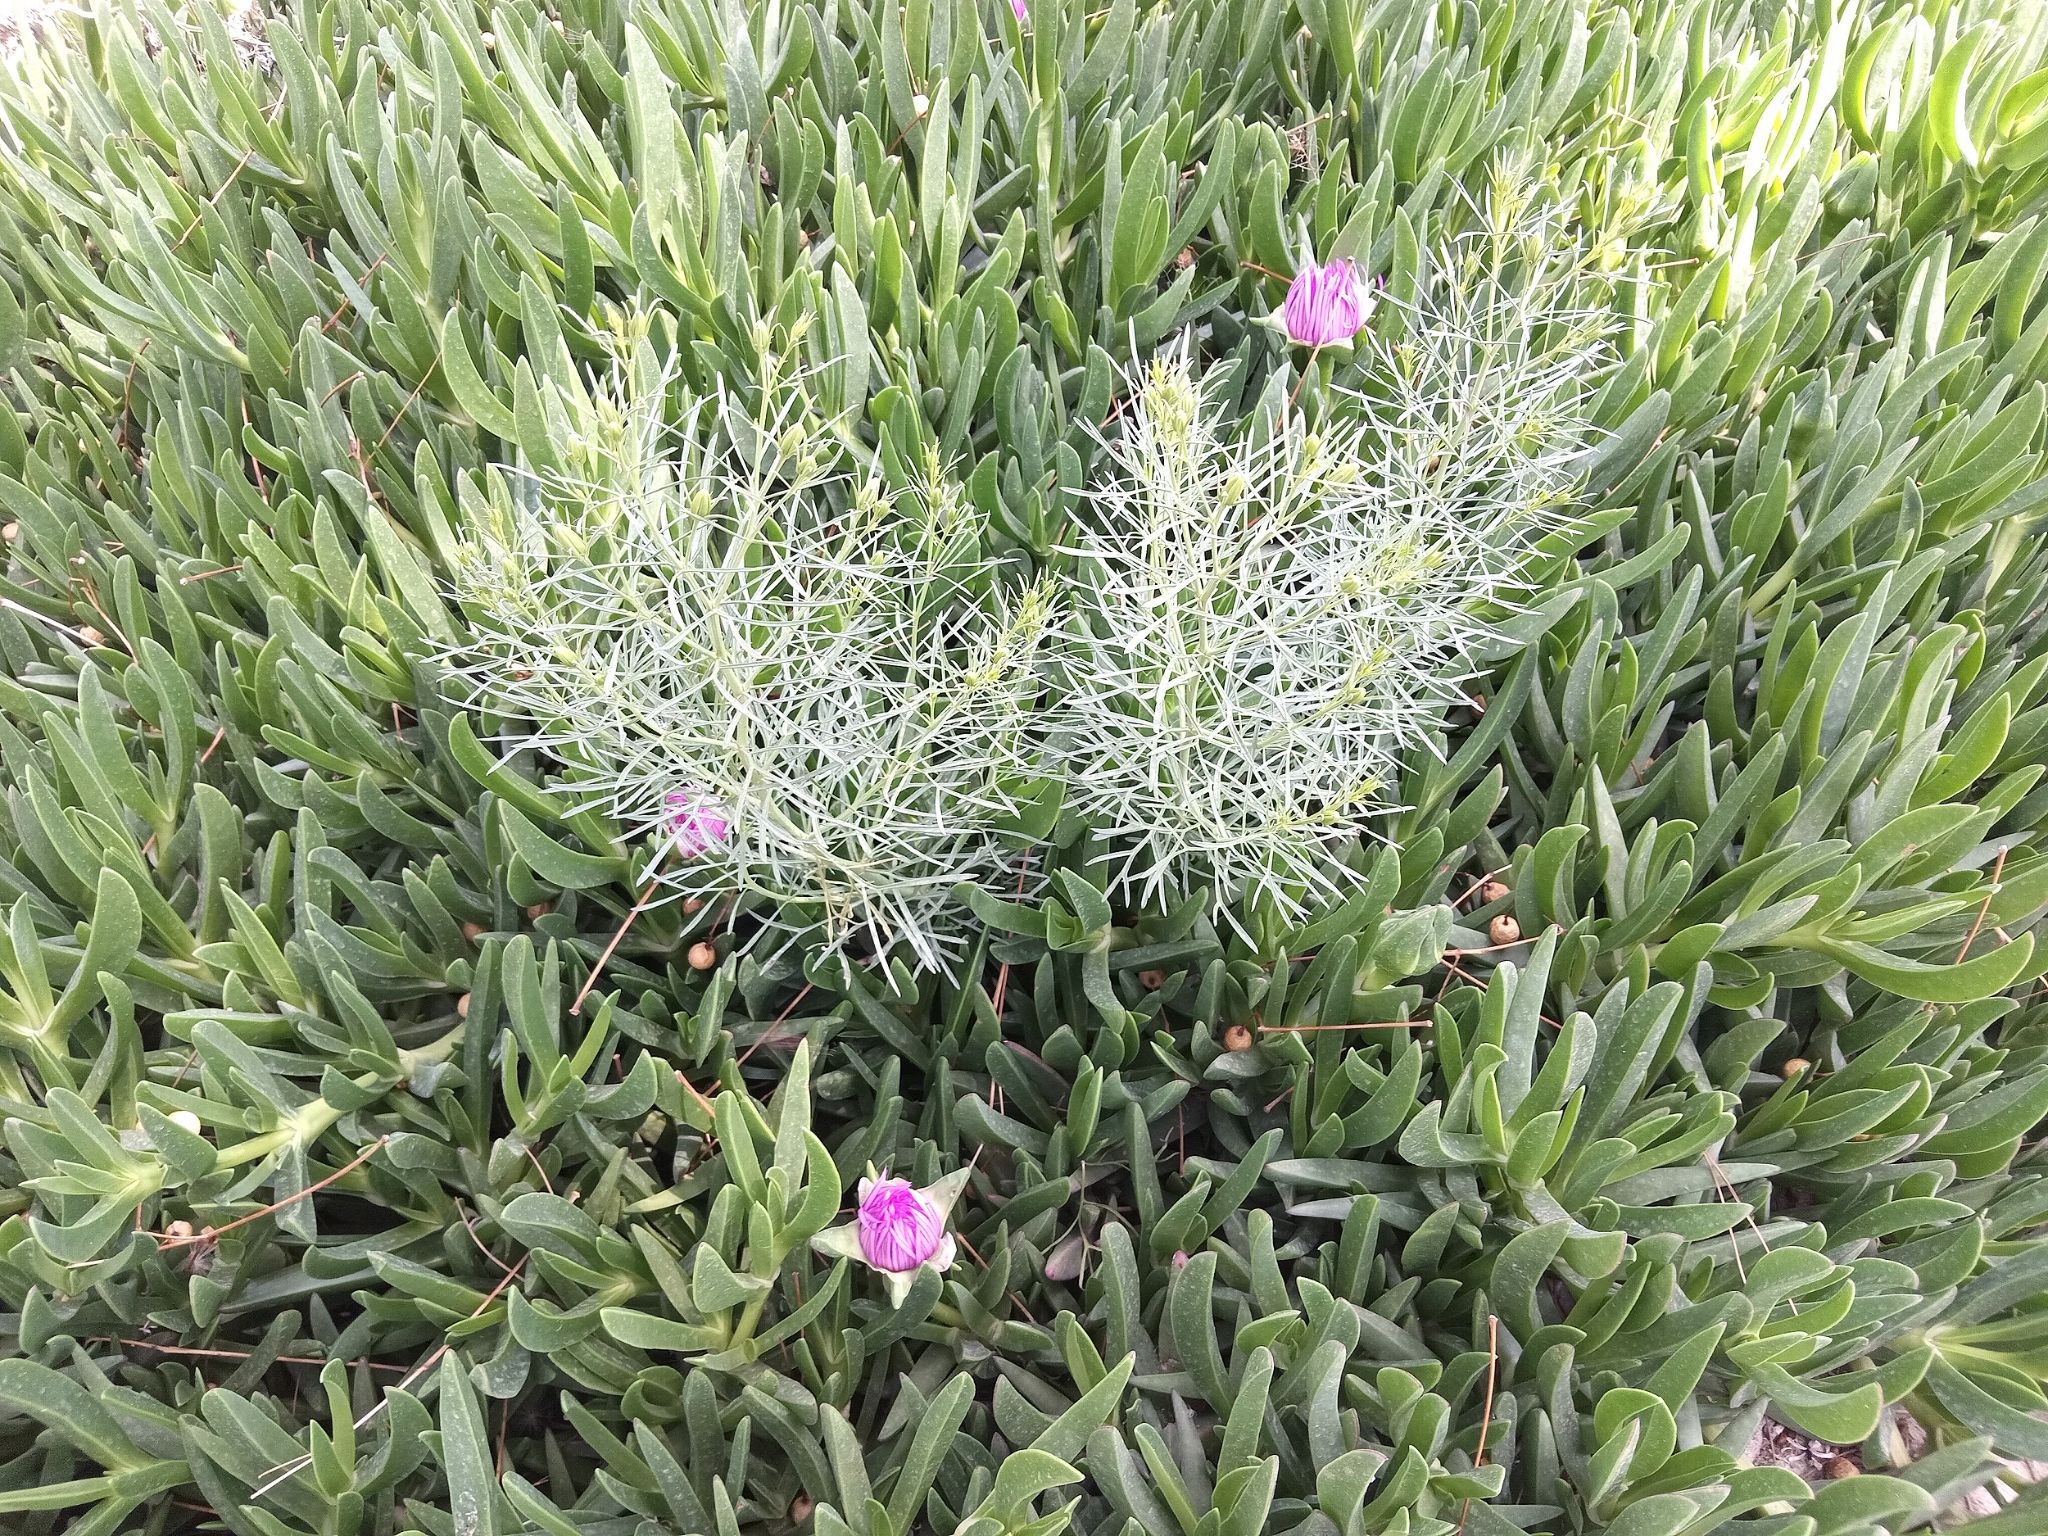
[159,1136,389,1247]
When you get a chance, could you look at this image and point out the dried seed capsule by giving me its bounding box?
[456,992,472,1019]
[1138,968,1167,990]
[1480,880,1510,903]
[526,901,552,919]
[1223,1023,1253,1052]
[688,941,719,971]
[78,625,105,647]
[0,521,17,543]
[461,921,485,941]
[1824,1457,1859,1479]
[1488,913,1521,945]
[1781,1057,1811,1078]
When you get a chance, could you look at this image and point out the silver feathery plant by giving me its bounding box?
[446,176,1609,965]
[445,326,1057,969]
[1049,182,1612,924]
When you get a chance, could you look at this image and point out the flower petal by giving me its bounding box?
[858,1176,945,1269]
[917,1166,974,1224]
[811,1222,867,1262]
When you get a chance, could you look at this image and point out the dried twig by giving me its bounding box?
[1457,1314,1500,1535]
[158,1136,388,1248]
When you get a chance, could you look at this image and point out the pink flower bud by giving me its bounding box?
[1010,0,1026,18]
[1281,258,1370,348]
[857,1175,945,1271]
[1171,1249,1189,1270]
[665,790,731,859]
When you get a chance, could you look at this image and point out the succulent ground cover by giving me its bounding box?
[5,0,2048,1533]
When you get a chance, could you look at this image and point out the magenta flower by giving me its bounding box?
[857,1176,946,1270]
[665,790,731,859]
[1010,0,1026,17]
[1280,258,1372,348]
[812,1164,969,1304]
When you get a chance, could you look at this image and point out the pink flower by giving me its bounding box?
[1010,0,1026,17]
[1280,258,1371,348]
[665,790,730,859]
[812,1164,969,1305]
[856,1175,946,1271]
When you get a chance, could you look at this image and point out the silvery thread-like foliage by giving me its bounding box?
[445,337,1055,969]
[1050,190,1610,922]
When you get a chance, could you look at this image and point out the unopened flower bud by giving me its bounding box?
[665,790,731,860]
[1281,258,1373,348]
[857,1175,945,1270]
[168,1110,202,1135]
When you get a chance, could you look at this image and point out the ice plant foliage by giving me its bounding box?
[13,0,2048,1529]
[1051,196,1609,919]
[813,1167,969,1305]
[447,339,1056,969]
[1281,257,1373,347]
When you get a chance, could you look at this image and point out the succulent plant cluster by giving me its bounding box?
[2,3,2048,1536]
